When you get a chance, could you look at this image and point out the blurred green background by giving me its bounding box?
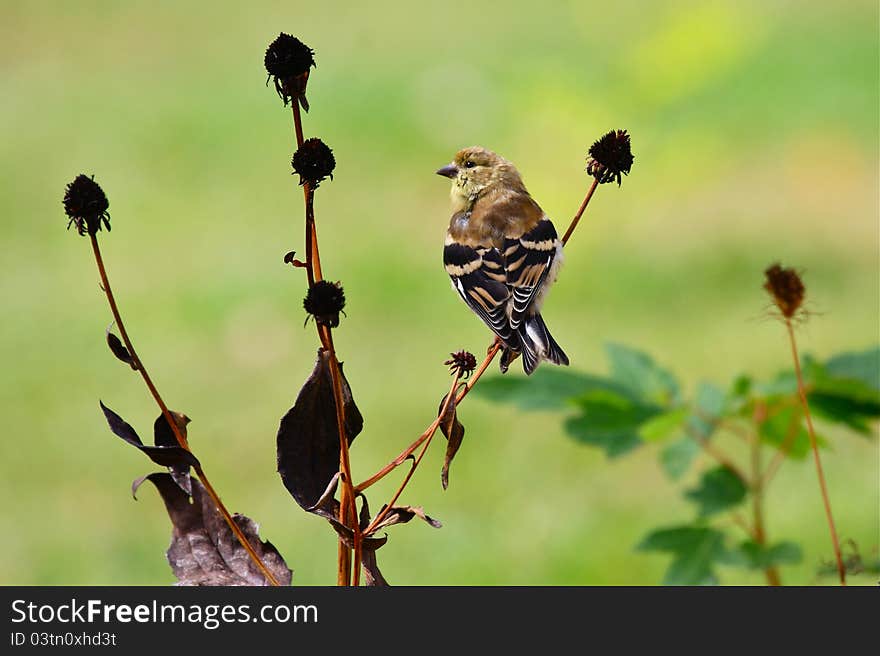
[1,0,877,585]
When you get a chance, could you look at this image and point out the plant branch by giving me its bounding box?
[89,235,281,586]
[288,100,357,585]
[684,424,750,486]
[786,319,846,585]
[363,372,461,536]
[561,177,599,246]
[747,418,781,586]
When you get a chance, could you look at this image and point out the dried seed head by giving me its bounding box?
[444,350,477,378]
[303,280,346,328]
[264,33,315,109]
[586,129,634,186]
[292,138,336,188]
[63,174,111,236]
[764,263,805,319]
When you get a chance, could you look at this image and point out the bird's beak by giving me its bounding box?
[436,163,459,179]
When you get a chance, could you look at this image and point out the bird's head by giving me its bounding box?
[436,146,524,210]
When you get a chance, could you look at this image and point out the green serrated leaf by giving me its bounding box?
[564,389,658,458]
[733,540,803,569]
[660,436,700,480]
[808,392,880,435]
[825,347,880,392]
[639,407,688,442]
[637,525,724,553]
[687,382,726,440]
[663,555,720,586]
[605,343,680,406]
[473,368,634,411]
[726,375,753,413]
[760,406,810,459]
[684,466,747,518]
[730,375,752,399]
[637,525,729,586]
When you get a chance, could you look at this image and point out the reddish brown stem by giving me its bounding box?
[289,99,356,585]
[561,177,599,246]
[786,319,846,585]
[748,418,781,586]
[328,351,360,585]
[363,373,461,536]
[89,235,281,586]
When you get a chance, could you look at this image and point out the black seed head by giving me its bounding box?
[292,138,336,188]
[586,129,634,186]
[264,33,315,108]
[63,174,111,236]
[303,280,345,328]
[764,263,805,319]
[444,350,477,378]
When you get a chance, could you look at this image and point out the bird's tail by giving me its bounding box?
[500,314,569,375]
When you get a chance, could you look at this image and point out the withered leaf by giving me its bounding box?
[362,547,389,587]
[277,349,363,510]
[105,324,137,369]
[370,504,442,533]
[438,393,465,490]
[154,412,194,496]
[133,473,292,586]
[100,401,200,472]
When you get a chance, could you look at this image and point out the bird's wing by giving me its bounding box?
[503,218,559,330]
[444,241,515,345]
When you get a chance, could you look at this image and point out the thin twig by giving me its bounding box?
[730,512,756,539]
[786,319,846,585]
[363,372,461,536]
[684,424,750,486]
[355,342,502,494]
[747,416,781,586]
[561,177,599,246]
[89,235,281,586]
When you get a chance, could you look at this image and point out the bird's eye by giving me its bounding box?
[464,160,476,169]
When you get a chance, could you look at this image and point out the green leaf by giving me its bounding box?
[726,374,753,413]
[824,347,880,392]
[730,375,752,399]
[564,389,659,458]
[808,391,880,435]
[760,406,811,459]
[605,343,680,406]
[637,525,729,585]
[473,368,634,411]
[639,407,688,442]
[660,436,700,480]
[684,466,747,518]
[687,382,726,440]
[733,540,803,570]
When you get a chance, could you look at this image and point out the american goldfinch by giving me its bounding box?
[437,146,569,375]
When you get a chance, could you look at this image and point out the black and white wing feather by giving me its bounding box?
[502,218,559,330]
[443,242,516,347]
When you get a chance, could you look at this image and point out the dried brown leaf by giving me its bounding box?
[370,505,443,533]
[133,473,292,586]
[277,349,363,510]
[438,393,465,490]
[101,402,199,475]
[105,324,137,369]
